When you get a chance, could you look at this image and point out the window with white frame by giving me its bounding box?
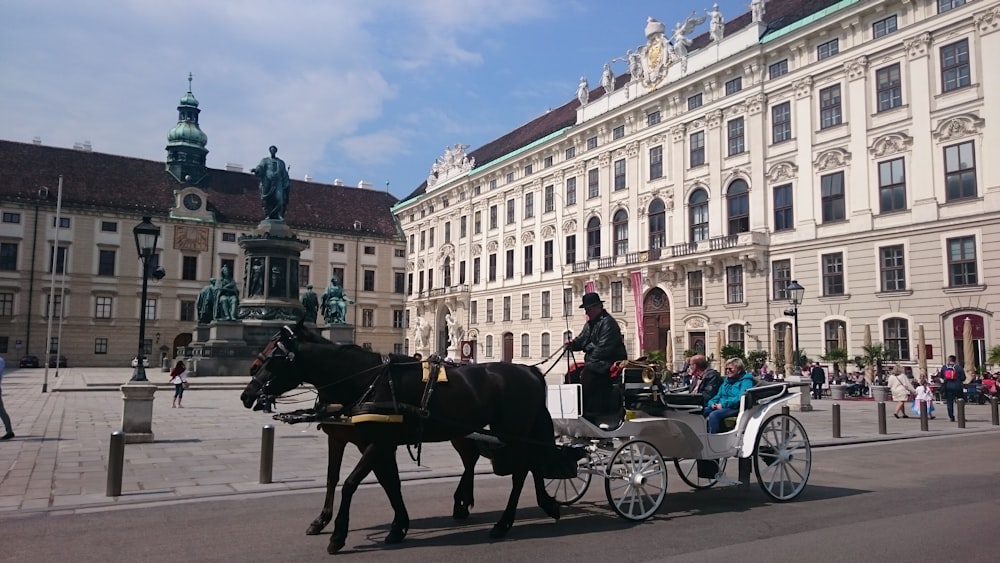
[819,84,842,129]
[728,324,746,351]
[486,335,493,357]
[946,236,977,287]
[541,333,551,357]
[726,265,744,304]
[649,146,663,179]
[521,293,530,320]
[772,259,791,301]
[503,296,511,322]
[362,309,374,328]
[944,141,977,201]
[610,281,623,313]
[588,168,599,199]
[727,117,745,156]
[541,290,551,318]
[873,15,897,38]
[817,38,839,60]
[95,296,113,319]
[879,245,906,292]
[878,158,906,213]
[613,159,626,190]
[521,334,530,358]
[688,271,703,307]
[772,102,791,143]
[612,209,628,256]
[883,318,910,361]
[940,39,971,92]
[822,253,845,296]
[876,64,902,112]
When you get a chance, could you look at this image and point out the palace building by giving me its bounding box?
[395,0,999,375]
[0,83,407,368]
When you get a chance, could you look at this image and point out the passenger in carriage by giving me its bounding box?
[565,292,628,419]
[687,354,723,404]
[703,358,755,433]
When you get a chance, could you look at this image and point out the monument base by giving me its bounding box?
[321,324,354,345]
[209,320,247,344]
[120,381,157,443]
[789,376,813,412]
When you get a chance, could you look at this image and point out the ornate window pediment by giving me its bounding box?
[933,114,985,142]
[814,148,851,172]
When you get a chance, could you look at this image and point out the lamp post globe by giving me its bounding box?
[786,280,805,371]
[131,216,160,382]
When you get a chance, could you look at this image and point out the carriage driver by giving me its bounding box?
[565,292,628,418]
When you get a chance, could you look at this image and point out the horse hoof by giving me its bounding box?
[453,505,470,520]
[489,523,511,539]
[327,539,346,554]
[542,501,561,521]
[384,528,408,545]
[306,520,327,535]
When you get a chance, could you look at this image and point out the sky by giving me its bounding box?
[2,0,756,200]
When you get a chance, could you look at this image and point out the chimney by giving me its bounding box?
[358,180,372,189]
[333,179,344,186]
[303,174,312,182]
[73,141,93,152]
[225,163,244,172]
[32,136,42,145]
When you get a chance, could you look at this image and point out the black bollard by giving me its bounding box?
[956,399,966,428]
[877,402,887,435]
[106,431,125,497]
[992,397,999,426]
[260,425,275,484]
[919,400,929,431]
[832,403,841,439]
[781,405,789,417]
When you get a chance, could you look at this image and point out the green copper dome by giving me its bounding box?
[167,121,208,146]
[179,90,200,108]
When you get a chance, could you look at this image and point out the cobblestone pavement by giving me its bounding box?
[1,366,997,515]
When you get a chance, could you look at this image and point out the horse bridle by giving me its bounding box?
[247,325,299,407]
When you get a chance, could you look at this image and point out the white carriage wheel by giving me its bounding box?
[752,414,811,501]
[544,452,594,505]
[673,457,726,490]
[604,440,667,521]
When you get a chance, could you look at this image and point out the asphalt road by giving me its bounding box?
[3,434,997,562]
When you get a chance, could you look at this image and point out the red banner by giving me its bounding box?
[631,271,643,352]
[585,280,595,294]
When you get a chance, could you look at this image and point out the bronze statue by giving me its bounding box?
[251,145,290,221]
[301,284,319,324]
[215,265,240,321]
[320,275,353,325]
[196,278,217,324]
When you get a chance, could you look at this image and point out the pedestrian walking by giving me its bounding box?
[0,355,14,440]
[168,360,190,408]
[938,355,966,422]
[888,365,915,419]
[912,378,935,418]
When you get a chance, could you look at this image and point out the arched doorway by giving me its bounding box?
[172,333,192,359]
[502,332,514,363]
[642,288,670,356]
[952,314,986,368]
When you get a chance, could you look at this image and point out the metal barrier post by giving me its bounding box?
[781,405,789,417]
[877,402,887,435]
[832,403,841,439]
[919,400,929,431]
[106,431,125,497]
[992,397,999,426]
[956,399,966,429]
[260,424,275,484]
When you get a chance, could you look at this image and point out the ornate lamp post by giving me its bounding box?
[131,216,161,382]
[784,280,805,371]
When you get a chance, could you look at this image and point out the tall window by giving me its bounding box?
[474,210,482,234]
[817,38,839,60]
[611,281,623,313]
[883,318,911,361]
[773,184,793,231]
[876,64,902,112]
[488,253,497,282]
[612,209,628,256]
[429,227,435,247]
[144,298,157,321]
[523,245,533,276]
[587,168,599,199]
[505,199,515,225]
[688,271,703,307]
[819,84,842,129]
[0,293,11,317]
[505,249,514,279]
[541,291,551,318]
[95,296,113,319]
[726,265,744,304]
[543,240,554,272]
[690,131,706,167]
[822,252,845,296]
[521,334,530,358]
[649,146,663,179]
[772,259,791,301]
[613,159,626,190]
[880,245,906,292]
[775,322,791,360]
[180,300,195,322]
[460,215,467,238]
[503,296,511,322]
[392,310,405,328]
[544,185,554,212]
[941,39,970,92]
[689,189,709,242]
[541,333,551,357]
[772,102,791,143]
[0,243,16,271]
[563,288,573,317]
[361,309,374,328]
[727,180,749,235]
[394,272,405,293]
[565,235,576,265]
[443,257,453,287]
[947,236,977,287]
[182,256,198,280]
[364,270,375,291]
[727,117,745,156]
[873,15,898,38]
[49,245,68,274]
[586,217,601,259]
[821,172,846,223]
[486,335,493,357]
[45,294,63,318]
[299,264,310,287]
[648,198,665,249]
[521,293,531,320]
[728,324,746,351]
[98,249,116,276]
[444,221,451,243]
[768,59,788,79]
[944,141,977,201]
[472,257,481,285]
[566,177,577,206]
[878,158,906,213]
[824,320,847,354]
[486,298,494,323]
[489,205,498,229]
[470,301,478,324]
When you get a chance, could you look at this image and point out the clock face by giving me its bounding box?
[183,193,202,211]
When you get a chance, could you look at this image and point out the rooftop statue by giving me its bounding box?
[251,145,290,222]
[707,4,725,42]
[671,11,707,72]
[601,63,615,95]
[751,0,767,23]
[577,75,590,107]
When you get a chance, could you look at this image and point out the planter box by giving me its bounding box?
[830,384,847,400]
[871,385,890,402]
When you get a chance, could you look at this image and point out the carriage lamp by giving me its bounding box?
[784,280,805,371]
[131,216,161,382]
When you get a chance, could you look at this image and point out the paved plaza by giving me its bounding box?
[1,365,997,515]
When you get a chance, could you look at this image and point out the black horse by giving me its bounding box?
[240,323,567,554]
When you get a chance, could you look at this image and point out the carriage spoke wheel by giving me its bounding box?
[673,457,726,490]
[604,440,667,521]
[544,452,594,505]
[753,414,811,501]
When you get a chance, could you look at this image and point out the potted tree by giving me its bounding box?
[822,347,850,399]
[863,343,897,402]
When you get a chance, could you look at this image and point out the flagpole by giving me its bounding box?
[42,175,63,393]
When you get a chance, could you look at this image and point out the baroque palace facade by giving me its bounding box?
[395,0,999,375]
[0,85,407,368]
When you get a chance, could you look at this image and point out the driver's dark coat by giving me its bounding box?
[567,309,627,374]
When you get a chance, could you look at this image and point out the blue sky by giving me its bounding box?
[2,0,754,200]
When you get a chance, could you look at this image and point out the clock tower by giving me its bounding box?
[165,73,209,185]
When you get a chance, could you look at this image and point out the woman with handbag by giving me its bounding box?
[888,365,915,419]
[168,360,190,408]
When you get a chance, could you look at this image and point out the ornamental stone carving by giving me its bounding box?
[504,236,517,249]
[521,231,535,245]
[650,134,666,145]
[471,243,482,257]
[664,190,674,210]
[541,224,556,238]
[794,77,813,99]
[844,56,868,81]
[726,104,746,118]
[418,258,425,269]
[562,219,577,233]
[904,33,932,59]
[975,6,1000,34]
[427,144,475,189]
[814,147,851,171]
[686,316,706,329]
[707,110,724,129]
[766,161,798,183]
[626,141,640,157]
[745,93,767,114]
[933,114,985,142]
[407,261,415,272]
[869,133,914,157]
[598,152,611,167]
[574,161,587,175]
[486,240,499,252]
[724,167,750,186]
[671,124,688,142]
[690,119,706,130]
[438,243,455,262]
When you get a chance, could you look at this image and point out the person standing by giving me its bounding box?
[168,360,190,408]
[687,354,723,404]
[565,292,627,419]
[810,362,826,399]
[0,355,14,440]
[938,355,966,422]
[888,365,915,419]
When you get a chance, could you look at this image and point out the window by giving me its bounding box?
[489,205,498,230]
[0,243,16,271]
[878,158,907,213]
[524,164,533,176]
[941,39,971,92]
[444,222,452,244]
[488,253,497,282]
[947,236,977,286]
[725,77,742,95]
[565,235,576,265]
[541,333,551,357]
[362,309,374,328]
[648,199,666,249]
[880,245,906,292]
[613,124,625,139]
[473,257,481,284]
[727,117,745,156]
[428,227,435,247]
[94,338,108,355]
[470,301,478,324]
[473,211,481,234]
[727,180,749,235]
[182,256,197,280]
[506,199,515,225]
[144,298,157,321]
[503,296,511,322]
[728,324,746,351]
[822,253,845,296]
[541,291,551,318]
[486,298,494,323]
[647,111,661,126]
[689,189,709,242]
[505,249,514,279]
[566,177,577,205]
[408,272,414,294]
[332,267,345,285]
[876,64,902,111]
[565,146,576,160]
[53,216,70,228]
[588,168,599,199]
[506,172,514,184]
[772,259,791,301]
[460,216,467,238]
[690,131,705,167]
[459,260,466,284]
[884,318,911,361]
[488,179,497,191]
[817,38,839,60]
[524,193,534,218]
[3,212,21,224]
[773,184,793,231]
[420,230,427,250]
[687,93,703,110]
[544,185,554,213]
[333,243,345,252]
[821,172,846,223]
[0,293,11,317]
[180,300,195,322]
[613,209,628,256]
[819,84,842,129]
[363,245,376,255]
[772,102,791,143]
[769,59,788,79]
[586,217,601,259]
[485,335,493,357]
[427,267,434,291]
[873,15,897,38]
[408,234,414,252]
[95,296,113,319]
[824,320,847,354]
[726,266,744,304]
[613,159,626,190]
[688,271,703,307]
[944,141,977,201]
[523,245,533,276]
[543,240,554,272]
[563,288,573,317]
[443,257,452,287]
[299,264,310,287]
[544,155,553,168]
[521,334,530,358]
[611,281,623,313]
[939,0,966,13]
[222,232,236,242]
[363,270,375,291]
[49,245,68,274]
[649,146,663,180]
[587,136,598,150]
[521,293,531,320]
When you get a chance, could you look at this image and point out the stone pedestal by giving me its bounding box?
[790,376,813,412]
[209,320,247,344]
[120,381,157,443]
[321,324,355,345]
[446,345,459,361]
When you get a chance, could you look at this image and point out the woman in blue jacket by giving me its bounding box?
[703,358,755,433]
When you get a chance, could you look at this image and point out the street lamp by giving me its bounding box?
[784,280,805,371]
[131,216,161,382]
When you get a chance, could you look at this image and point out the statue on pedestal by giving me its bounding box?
[707,3,725,42]
[251,145,290,221]
[215,265,240,321]
[196,278,217,324]
[321,275,353,325]
[445,313,464,347]
[412,317,429,350]
[248,258,265,297]
[301,284,319,324]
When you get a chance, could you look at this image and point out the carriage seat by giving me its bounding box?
[720,382,786,431]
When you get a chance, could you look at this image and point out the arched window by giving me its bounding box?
[824,319,847,355]
[689,189,709,242]
[587,216,601,259]
[648,198,665,249]
[882,318,910,361]
[485,335,493,358]
[520,333,530,357]
[613,209,629,256]
[727,179,750,235]
[443,256,452,287]
[541,333,551,357]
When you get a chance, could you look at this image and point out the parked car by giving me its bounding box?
[19,355,41,368]
[131,356,150,368]
[48,355,68,368]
